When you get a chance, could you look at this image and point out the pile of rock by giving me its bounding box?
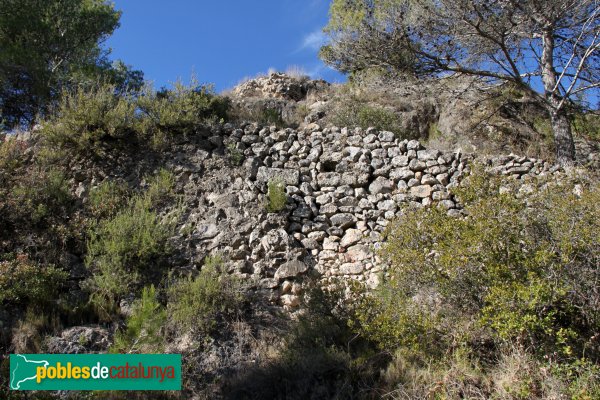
[158,122,562,309]
[65,116,563,310]
[231,72,329,101]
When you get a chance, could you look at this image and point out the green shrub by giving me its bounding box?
[85,171,176,318]
[226,142,244,166]
[260,108,285,127]
[0,254,68,306]
[111,285,166,354]
[9,167,72,225]
[329,90,408,137]
[41,79,229,155]
[224,284,379,399]
[144,168,175,206]
[0,138,26,181]
[366,168,600,359]
[167,254,242,336]
[338,102,405,136]
[42,83,137,154]
[345,169,600,397]
[136,78,229,139]
[88,180,130,219]
[266,179,287,212]
[572,112,600,141]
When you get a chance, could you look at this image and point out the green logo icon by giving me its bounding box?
[10,354,181,391]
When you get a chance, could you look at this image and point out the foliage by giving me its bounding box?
[322,0,599,99]
[224,284,380,400]
[42,80,229,155]
[327,83,415,138]
[0,0,141,127]
[42,83,137,155]
[0,254,67,306]
[167,254,243,336]
[331,99,406,136]
[88,180,130,219]
[10,167,72,224]
[226,142,244,166]
[0,148,78,265]
[137,79,229,139]
[85,170,176,318]
[227,102,304,128]
[344,167,600,397]
[260,108,285,127]
[111,285,166,354]
[266,179,287,212]
[369,169,600,357]
[572,112,600,141]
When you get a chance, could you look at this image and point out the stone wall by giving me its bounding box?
[158,123,561,309]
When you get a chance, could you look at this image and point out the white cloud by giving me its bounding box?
[299,30,327,52]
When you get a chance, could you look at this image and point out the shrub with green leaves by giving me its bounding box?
[330,93,408,137]
[8,167,72,226]
[136,78,229,139]
[266,179,287,212]
[167,254,242,336]
[359,169,600,361]
[42,83,137,154]
[345,169,600,397]
[41,79,230,156]
[111,285,166,354]
[88,179,130,219]
[0,254,68,307]
[572,111,600,141]
[226,142,244,166]
[85,170,176,317]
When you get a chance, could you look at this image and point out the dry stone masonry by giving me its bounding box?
[159,122,561,310]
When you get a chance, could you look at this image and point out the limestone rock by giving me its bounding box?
[369,177,393,195]
[340,229,362,248]
[410,185,433,198]
[256,166,300,185]
[274,260,309,280]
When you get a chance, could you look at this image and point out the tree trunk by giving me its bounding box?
[549,107,576,166]
[540,28,576,166]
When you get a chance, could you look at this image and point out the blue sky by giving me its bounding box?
[105,0,345,92]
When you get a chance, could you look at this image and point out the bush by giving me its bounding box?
[111,285,166,354]
[88,180,130,219]
[137,78,229,139]
[10,168,72,225]
[42,83,137,154]
[331,97,404,134]
[224,284,381,400]
[226,143,244,166]
[0,254,68,307]
[41,79,230,156]
[328,85,410,137]
[85,171,176,317]
[167,254,242,336]
[266,179,287,212]
[572,112,600,141]
[352,168,600,397]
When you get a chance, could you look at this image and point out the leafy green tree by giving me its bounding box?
[321,0,600,165]
[0,0,142,127]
